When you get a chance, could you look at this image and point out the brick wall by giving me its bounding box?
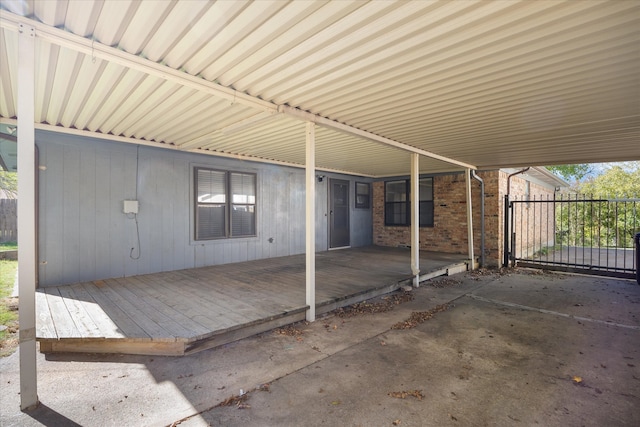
[372,170,555,267]
[505,172,556,259]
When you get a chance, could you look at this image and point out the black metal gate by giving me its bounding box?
[504,195,639,279]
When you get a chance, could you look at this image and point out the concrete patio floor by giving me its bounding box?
[1,268,639,427]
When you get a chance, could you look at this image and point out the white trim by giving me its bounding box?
[0,118,377,178]
[465,169,475,271]
[410,153,420,286]
[17,22,38,410]
[279,105,476,170]
[305,122,316,322]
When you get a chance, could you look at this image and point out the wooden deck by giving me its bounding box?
[36,246,469,356]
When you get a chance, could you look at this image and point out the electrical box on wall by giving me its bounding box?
[123,200,139,214]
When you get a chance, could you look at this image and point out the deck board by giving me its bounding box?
[36,247,469,355]
[43,287,81,338]
[57,285,102,338]
[143,272,247,329]
[68,283,123,338]
[80,281,151,339]
[35,291,57,339]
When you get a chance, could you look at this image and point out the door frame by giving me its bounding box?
[328,178,351,249]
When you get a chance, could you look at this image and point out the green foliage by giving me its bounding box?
[546,164,593,182]
[555,198,638,248]
[0,242,17,251]
[577,162,640,198]
[0,171,17,198]
[0,260,18,357]
[555,162,640,248]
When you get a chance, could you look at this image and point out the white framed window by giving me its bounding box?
[194,168,256,240]
[384,177,434,227]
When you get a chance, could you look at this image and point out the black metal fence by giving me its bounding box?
[506,194,639,279]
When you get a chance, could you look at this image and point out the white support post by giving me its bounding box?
[465,169,475,271]
[410,153,420,287]
[305,122,316,321]
[17,23,38,410]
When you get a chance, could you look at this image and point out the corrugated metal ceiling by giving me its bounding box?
[0,0,638,177]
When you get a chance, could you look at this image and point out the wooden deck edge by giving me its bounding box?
[316,282,401,316]
[184,310,308,355]
[35,261,470,357]
[38,338,186,356]
[410,262,469,285]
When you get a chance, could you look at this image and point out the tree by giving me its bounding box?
[545,164,593,182]
[577,161,640,198]
[0,171,17,198]
[555,162,640,248]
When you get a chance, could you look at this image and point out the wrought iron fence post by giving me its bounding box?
[635,232,640,285]
[503,194,510,267]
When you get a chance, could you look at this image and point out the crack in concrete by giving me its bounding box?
[466,294,640,331]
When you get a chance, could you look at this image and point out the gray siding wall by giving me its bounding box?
[36,131,372,286]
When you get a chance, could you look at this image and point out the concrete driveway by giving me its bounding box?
[2,268,639,427]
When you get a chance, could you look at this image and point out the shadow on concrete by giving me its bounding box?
[23,403,83,427]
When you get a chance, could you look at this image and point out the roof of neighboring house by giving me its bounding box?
[501,167,569,190]
[0,123,17,172]
[0,1,638,177]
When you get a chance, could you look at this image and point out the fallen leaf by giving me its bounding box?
[331,400,341,405]
[336,291,414,318]
[388,390,424,400]
[392,420,401,426]
[572,376,583,383]
[392,304,450,329]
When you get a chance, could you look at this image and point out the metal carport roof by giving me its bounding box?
[1,0,638,176]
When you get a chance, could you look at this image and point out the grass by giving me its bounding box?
[533,245,561,258]
[0,259,19,357]
[0,241,18,251]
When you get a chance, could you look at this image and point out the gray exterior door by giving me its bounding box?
[329,179,350,248]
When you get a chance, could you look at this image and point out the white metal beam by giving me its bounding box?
[0,11,277,113]
[17,22,38,410]
[279,105,476,170]
[465,169,475,270]
[0,118,377,178]
[305,122,316,322]
[410,153,420,287]
[0,11,476,172]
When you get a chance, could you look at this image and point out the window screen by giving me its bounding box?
[355,182,371,209]
[195,168,256,240]
[384,177,433,227]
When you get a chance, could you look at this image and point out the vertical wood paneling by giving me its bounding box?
[160,155,176,272]
[62,145,81,284]
[173,156,192,269]
[260,169,272,259]
[121,152,139,277]
[39,143,63,285]
[93,146,112,281]
[108,149,128,279]
[274,170,289,257]
[37,131,373,286]
[77,148,97,282]
[288,172,305,253]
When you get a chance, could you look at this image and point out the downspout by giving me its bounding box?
[503,167,530,267]
[507,167,530,196]
[470,170,485,268]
